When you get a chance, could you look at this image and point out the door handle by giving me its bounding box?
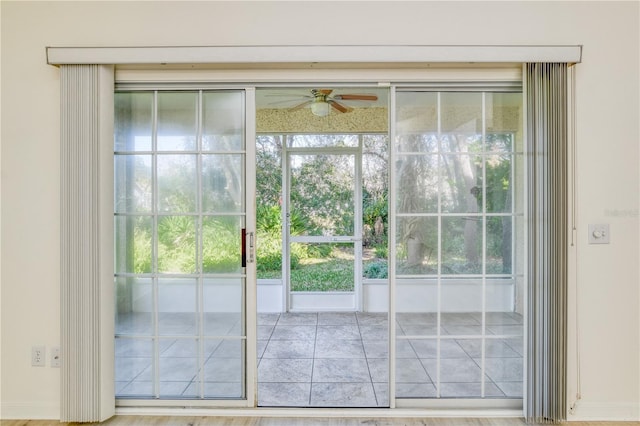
[241,228,247,267]
[248,231,255,264]
[241,229,255,266]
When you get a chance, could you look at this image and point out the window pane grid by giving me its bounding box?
[115,90,245,400]
[394,91,522,400]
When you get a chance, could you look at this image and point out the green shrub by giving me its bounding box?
[363,261,388,279]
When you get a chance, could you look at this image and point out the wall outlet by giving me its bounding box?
[51,346,61,368]
[31,346,46,367]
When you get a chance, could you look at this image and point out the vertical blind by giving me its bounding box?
[525,63,569,423]
[60,64,115,422]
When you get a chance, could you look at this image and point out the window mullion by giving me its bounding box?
[196,90,205,399]
[152,90,160,399]
[435,91,442,398]
[481,92,487,399]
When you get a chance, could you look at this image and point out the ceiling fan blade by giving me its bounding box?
[289,100,313,112]
[265,94,313,98]
[317,89,333,95]
[328,100,352,113]
[333,94,378,101]
[267,98,312,106]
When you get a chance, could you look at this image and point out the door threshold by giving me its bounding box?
[116,406,524,418]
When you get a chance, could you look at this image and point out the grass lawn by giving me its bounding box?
[258,246,356,292]
[290,257,354,292]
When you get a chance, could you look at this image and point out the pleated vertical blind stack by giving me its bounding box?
[60,64,114,422]
[525,63,569,423]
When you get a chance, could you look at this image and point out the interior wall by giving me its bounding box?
[1,1,638,421]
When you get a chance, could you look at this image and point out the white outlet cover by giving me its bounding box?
[588,224,610,244]
[31,346,46,367]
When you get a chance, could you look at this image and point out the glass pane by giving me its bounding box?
[441,92,482,134]
[157,278,197,336]
[158,338,198,398]
[115,216,152,274]
[434,339,487,398]
[202,91,244,151]
[201,339,244,398]
[440,133,482,154]
[441,280,483,335]
[485,153,512,213]
[114,92,153,152]
[395,216,438,275]
[395,356,436,398]
[396,155,438,213]
[363,135,389,280]
[396,92,438,134]
[396,133,438,153]
[157,155,197,213]
[441,216,482,275]
[486,92,523,152]
[202,154,244,213]
[157,92,197,151]
[486,132,513,153]
[157,216,196,274]
[440,154,483,214]
[114,155,152,213]
[290,154,354,236]
[203,278,243,337]
[396,312,438,337]
[115,337,153,397]
[256,214,282,280]
[257,136,283,279]
[487,216,512,274]
[288,134,358,148]
[202,216,243,274]
[483,353,523,398]
[115,276,153,335]
[290,243,354,292]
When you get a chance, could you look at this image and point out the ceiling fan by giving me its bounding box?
[286,89,379,117]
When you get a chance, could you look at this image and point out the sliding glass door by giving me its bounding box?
[114,90,253,401]
[392,90,525,402]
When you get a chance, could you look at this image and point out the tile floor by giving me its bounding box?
[257,311,523,407]
[115,311,523,406]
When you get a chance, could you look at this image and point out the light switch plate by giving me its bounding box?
[588,224,610,244]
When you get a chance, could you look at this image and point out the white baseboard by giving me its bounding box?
[0,402,60,420]
[569,400,639,421]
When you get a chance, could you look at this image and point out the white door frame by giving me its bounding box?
[282,141,364,312]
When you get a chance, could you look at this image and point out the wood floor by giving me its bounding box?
[0,418,635,426]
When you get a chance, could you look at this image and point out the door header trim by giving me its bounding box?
[47,44,582,66]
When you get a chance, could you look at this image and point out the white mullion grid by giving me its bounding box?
[511,138,519,297]
[196,90,205,399]
[435,91,442,398]
[151,90,160,399]
[355,135,363,311]
[242,86,254,403]
[282,135,290,312]
[481,92,487,399]
[388,86,397,408]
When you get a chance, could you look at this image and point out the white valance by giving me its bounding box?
[46,44,583,66]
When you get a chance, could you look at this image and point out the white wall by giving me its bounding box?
[1,1,638,421]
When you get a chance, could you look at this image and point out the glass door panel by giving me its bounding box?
[393,90,524,402]
[114,89,249,401]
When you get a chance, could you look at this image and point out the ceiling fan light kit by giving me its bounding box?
[310,100,330,117]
